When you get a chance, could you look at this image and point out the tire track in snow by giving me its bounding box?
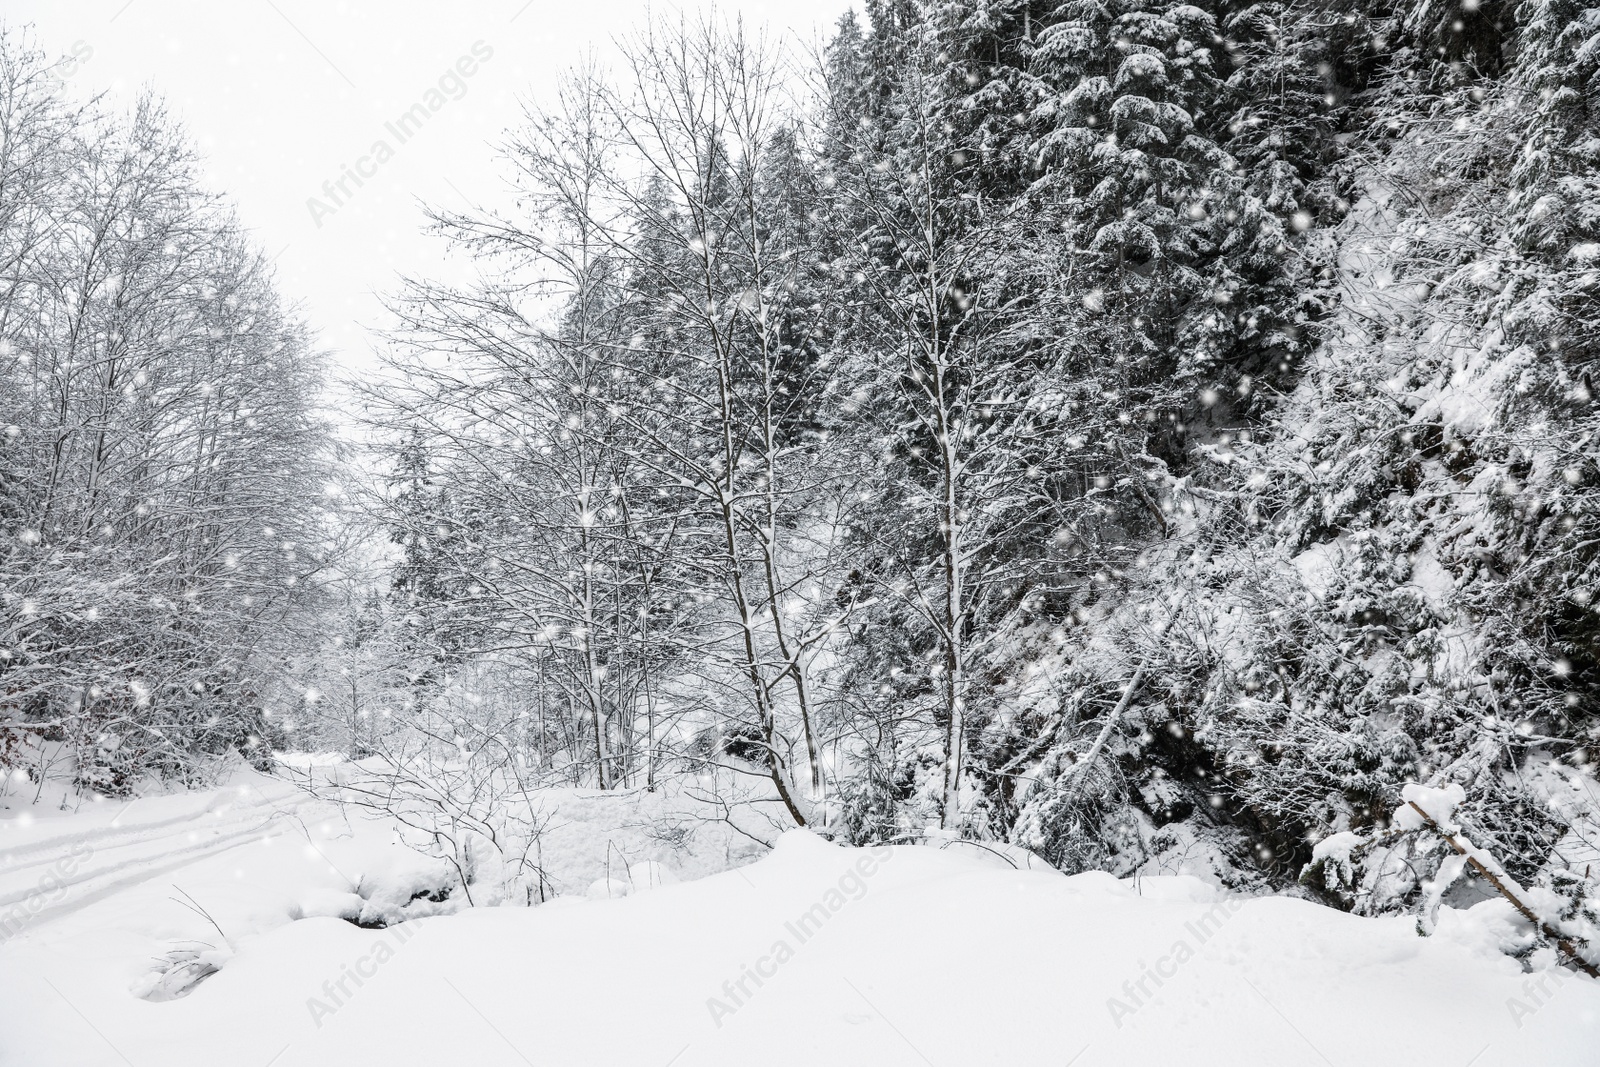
[0,787,333,935]
[0,805,304,906]
[0,779,307,864]
[0,797,233,863]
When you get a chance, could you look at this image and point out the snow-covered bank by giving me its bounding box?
[2,778,1596,1066]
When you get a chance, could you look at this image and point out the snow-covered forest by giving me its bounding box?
[4,1,1600,1062]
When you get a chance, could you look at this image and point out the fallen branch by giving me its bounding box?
[1406,801,1599,979]
[1061,611,1180,805]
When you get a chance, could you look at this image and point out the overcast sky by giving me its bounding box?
[9,0,853,379]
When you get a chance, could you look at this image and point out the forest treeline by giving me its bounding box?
[5,0,1600,943]
[0,29,332,790]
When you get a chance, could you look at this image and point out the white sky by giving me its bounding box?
[9,0,853,385]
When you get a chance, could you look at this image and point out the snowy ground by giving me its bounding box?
[1,767,1597,1066]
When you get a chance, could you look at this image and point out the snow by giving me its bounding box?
[1291,536,1346,599]
[1398,782,1468,833]
[1311,830,1364,865]
[1,768,1597,1065]
[585,864,679,899]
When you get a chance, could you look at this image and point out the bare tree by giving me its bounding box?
[0,31,334,791]
[366,19,859,825]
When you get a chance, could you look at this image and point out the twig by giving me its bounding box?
[169,885,231,949]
